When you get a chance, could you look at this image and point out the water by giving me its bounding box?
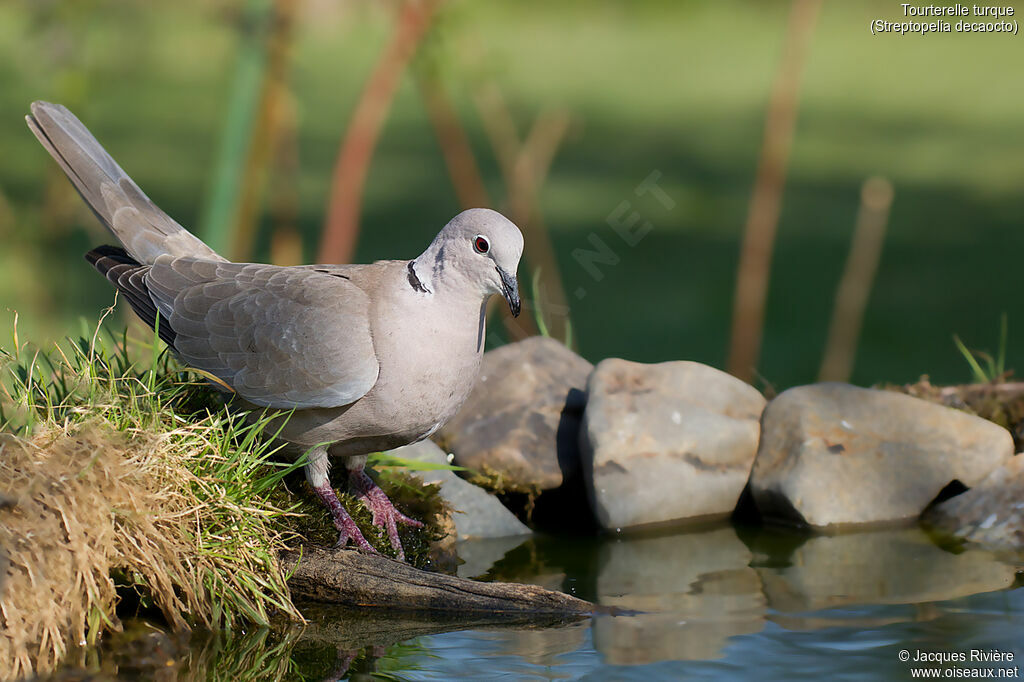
[99,523,1024,680]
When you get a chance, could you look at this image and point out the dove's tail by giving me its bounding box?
[85,245,177,348]
[26,101,225,265]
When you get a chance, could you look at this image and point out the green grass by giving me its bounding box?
[0,305,447,647]
[954,313,1009,384]
[2,0,1023,389]
[1,306,307,628]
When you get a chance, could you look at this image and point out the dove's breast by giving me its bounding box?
[365,278,486,434]
[277,262,487,456]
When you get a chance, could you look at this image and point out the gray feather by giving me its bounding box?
[145,258,380,409]
[26,101,223,264]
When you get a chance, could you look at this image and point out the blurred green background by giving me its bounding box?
[2,0,1022,390]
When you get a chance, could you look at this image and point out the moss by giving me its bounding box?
[267,466,451,570]
[377,469,452,568]
[466,463,541,499]
[464,463,542,524]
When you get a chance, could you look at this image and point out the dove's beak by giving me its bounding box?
[498,267,521,317]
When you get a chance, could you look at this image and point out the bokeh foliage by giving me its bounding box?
[2,0,1023,388]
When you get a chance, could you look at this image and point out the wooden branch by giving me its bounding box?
[414,76,540,339]
[231,0,301,262]
[474,85,573,343]
[281,546,594,615]
[818,177,894,382]
[474,84,520,174]
[319,0,442,264]
[416,70,491,209]
[727,0,822,383]
[936,382,1024,398]
[267,93,304,267]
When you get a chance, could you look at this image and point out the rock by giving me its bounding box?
[750,383,1014,527]
[923,454,1024,548]
[386,440,531,541]
[580,359,766,529]
[435,336,592,492]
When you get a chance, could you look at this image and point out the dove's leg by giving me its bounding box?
[305,447,375,552]
[345,456,423,561]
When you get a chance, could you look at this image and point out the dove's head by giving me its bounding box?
[416,208,524,316]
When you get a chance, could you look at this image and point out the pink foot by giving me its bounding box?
[327,647,358,681]
[348,467,423,561]
[312,483,375,553]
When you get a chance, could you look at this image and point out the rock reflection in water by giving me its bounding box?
[592,526,766,665]
[755,526,1018,620]
[455,536,533,579]
[471,621,589,668]
[587,523,1020,666]
[39,524,1022,679]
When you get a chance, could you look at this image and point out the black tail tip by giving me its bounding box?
[85,245,135,268]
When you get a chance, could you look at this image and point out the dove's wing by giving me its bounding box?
[140,256,380,409]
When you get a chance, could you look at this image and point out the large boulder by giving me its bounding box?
[435,336,592,509]
[580,360,765,529]
[385,440,530,541]
[923,454,1024,548]
[750,383,1014,528]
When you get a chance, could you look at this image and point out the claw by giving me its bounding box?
[348,467,423,561]
[312,483,376,553]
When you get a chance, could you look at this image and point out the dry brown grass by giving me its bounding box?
[0,316,452,679]
[0,421,302,680]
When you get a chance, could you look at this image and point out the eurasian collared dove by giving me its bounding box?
[26,101,524,560]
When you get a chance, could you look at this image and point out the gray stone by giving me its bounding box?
[386,440,531,540]
[750,383,1014,528]
[435,336,592,492]
[924,454,1024,548]
[581,359,766,529]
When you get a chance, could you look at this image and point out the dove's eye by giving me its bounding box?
[474,236,490,254]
